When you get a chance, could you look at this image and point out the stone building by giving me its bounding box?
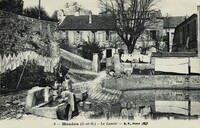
[173,14,198,53]
[58,8,164,58]
[163,16,186,52]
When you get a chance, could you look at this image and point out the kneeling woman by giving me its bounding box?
[54,77,79,120]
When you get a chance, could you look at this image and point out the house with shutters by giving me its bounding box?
[58,6,165,59]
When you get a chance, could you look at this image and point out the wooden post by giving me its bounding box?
[197,6,200,58]
[92,53,99,72]
[188,99,191,119]
[38,0,41,20]
[113,53,121,74]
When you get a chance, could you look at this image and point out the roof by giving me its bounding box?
[176,14,197,28]
[58,15,116,31]
[163,16,186,28]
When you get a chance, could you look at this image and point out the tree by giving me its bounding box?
[51,10,59,22]
[77,41,103,61]
[99,0,156,54]
[153,32,164,52]
[23,6,51,21]
[0,0,24,14]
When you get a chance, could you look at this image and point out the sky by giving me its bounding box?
[23,0,200,17]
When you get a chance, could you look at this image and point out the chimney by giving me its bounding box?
[197,5,200,58]
[57,9,65,23]
[89,10,92,24]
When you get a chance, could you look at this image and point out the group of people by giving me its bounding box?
[40,63,79,120]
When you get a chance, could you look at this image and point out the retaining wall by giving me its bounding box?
[103,75,200,91]
[60,49,92,70]
[0,10,64,57]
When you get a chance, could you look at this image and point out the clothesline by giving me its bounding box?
[121,53,151,63]
[0,51,60,74]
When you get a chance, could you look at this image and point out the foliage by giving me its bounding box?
[99,0,157,54]
[23,6,55,21]
[152,31,165,52]
[138,30,165,55]
[0,12,54,56]
[0,0,23,14]
[51,10,59,22]
[77,41,103,61]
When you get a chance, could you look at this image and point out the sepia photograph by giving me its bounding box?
[0,0,200,128]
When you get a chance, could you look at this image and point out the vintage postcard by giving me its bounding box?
[0,0,200,128]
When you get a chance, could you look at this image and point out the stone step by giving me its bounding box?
[102,88,122,95]
[93,92,103,100]
[98,92,108,101]
[101,93,110,102]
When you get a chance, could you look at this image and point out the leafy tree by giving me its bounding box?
[77,41,103,61]
[0,0,24,14]
[23,6,51,21]
[51,10,59,22]
[99,0,157,54]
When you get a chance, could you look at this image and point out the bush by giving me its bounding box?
[78,41,103,61]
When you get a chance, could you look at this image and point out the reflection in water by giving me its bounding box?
[121,90,200,120]
[83,90,200,120]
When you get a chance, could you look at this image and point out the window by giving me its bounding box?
[150,30,156,40]
[106,31,109,41]
[74,31,82,42]
[97,32,101,42]
[106,49,112,58]
[109,31,115,42]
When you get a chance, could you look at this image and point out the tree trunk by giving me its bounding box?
[127,45,134,54]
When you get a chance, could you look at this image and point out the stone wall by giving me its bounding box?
[0,10,65,93]
[60,49,92,70]
[0,10,63,57]
[103,75,200,91]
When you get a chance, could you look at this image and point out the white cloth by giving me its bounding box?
[12,53,18,70]
[155,58,189,74]
[155,101,188,115]
[139,55,144,62]
[143,55,151,63]
[44,57,48,72]
[121,54,134,62]
[50,59,54,73]
[37,55,45,66]
[6,54,12,70]
[10,54,14,70]
[15,53,20,68]
[18,52,24,66]
[190,58,200,74]
[2,55,7,73]
[23,51,30,61]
